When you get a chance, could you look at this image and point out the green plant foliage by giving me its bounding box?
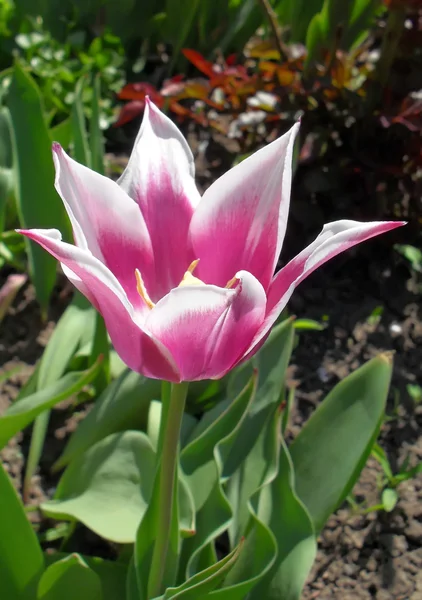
[8,63,71,311]
[0,461,44,599]
[290,353,393,532]
[45,554,127,600]
[11,20,125,128]
[23,293,97,500]
[0,359,102,449]
[42,431,156,543]
[37,554,103,600]
[54,370,161,470]
[160,542,242,599]
[250,436,316,600]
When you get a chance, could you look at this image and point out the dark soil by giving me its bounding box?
[1,133,421,599]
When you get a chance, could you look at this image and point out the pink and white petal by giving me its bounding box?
[118,98,201,300]
[53,144,154,310]
[243,220,406,360]
[190,123,300,291]
[18,228,179,382]
[145,270,266,381]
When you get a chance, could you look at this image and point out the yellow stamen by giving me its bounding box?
[187,258,200,274]
[178,258,204,287]
[135,269,155,309]
[225,276,238,289]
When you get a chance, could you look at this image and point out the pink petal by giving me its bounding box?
[18,228,179,382]
[243,220,406,359]
[52,144,155,311]
[190,123,300,291]
[118,99,201,301]
[145,271,266,381]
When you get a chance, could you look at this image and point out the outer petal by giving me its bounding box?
[145,271,266,381]
[243,220,406,359]
[19,228,179,382]
[53,144,154,311]
[190,123,300,291]
[118,98,201,301]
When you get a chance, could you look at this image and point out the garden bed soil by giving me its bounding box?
[1,135,421,599]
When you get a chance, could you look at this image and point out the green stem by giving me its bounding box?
[148,381,189,598]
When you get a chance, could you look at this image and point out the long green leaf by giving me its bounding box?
[42,431,156,543]
[0,461,44,599]
[163,542,242,599]
[44,553,126,600]
[54,370,161,470]
[90,74,104,174]
[71,77,91,167]
[0,359,102,450]
[7,63,71,311]
[37,554,103,600]
[23,293,95,500]
[290,353,393,532]
[250,436,316,600]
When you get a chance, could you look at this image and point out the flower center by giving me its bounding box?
[135,260,238,310]
[135,259,204,310]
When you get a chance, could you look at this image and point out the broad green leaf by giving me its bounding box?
[8,63,71,310]
[225,318,295,477]
[37,554,102,600]
[290,353,393,532]
[210,514,275,599]
[250,437,316,600]
[38,292,95,389]
[71,77,91,167]
[0,106,13,232]
[182,376,257,512]
[50,118,72,149]
[0,359,102,449]
[54,370,161,470]
[90,74,104,174]
[164,0,200,69]
[179,378,256,580]
[162,542,242,599]
[0,461,44,599]
[23,296,97,499]
[42,431,156,543]
[226,405,280,546]
[45,554,126,600]
[89,310,111,392]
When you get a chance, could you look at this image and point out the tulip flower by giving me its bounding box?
[19,99,404,382]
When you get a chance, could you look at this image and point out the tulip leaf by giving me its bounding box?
[71,77,91,167]
[90,74,104,175]
[7,63,71,311]
[210,514,276,599]
[0,106,13,233]
[49,118,72,149]
[290,353,393,533]
[37,554,102,600]
[44,554,126,600]
[249,436,316,600]
[42,431,156,543]
[0,461,44,599]
[23,292,96,500]
[161,542,242,599]
[0,359,102,450]
[38,292,95,389]
[54,370,161,470]
[224,318,295,476]
[179,377,257,580]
